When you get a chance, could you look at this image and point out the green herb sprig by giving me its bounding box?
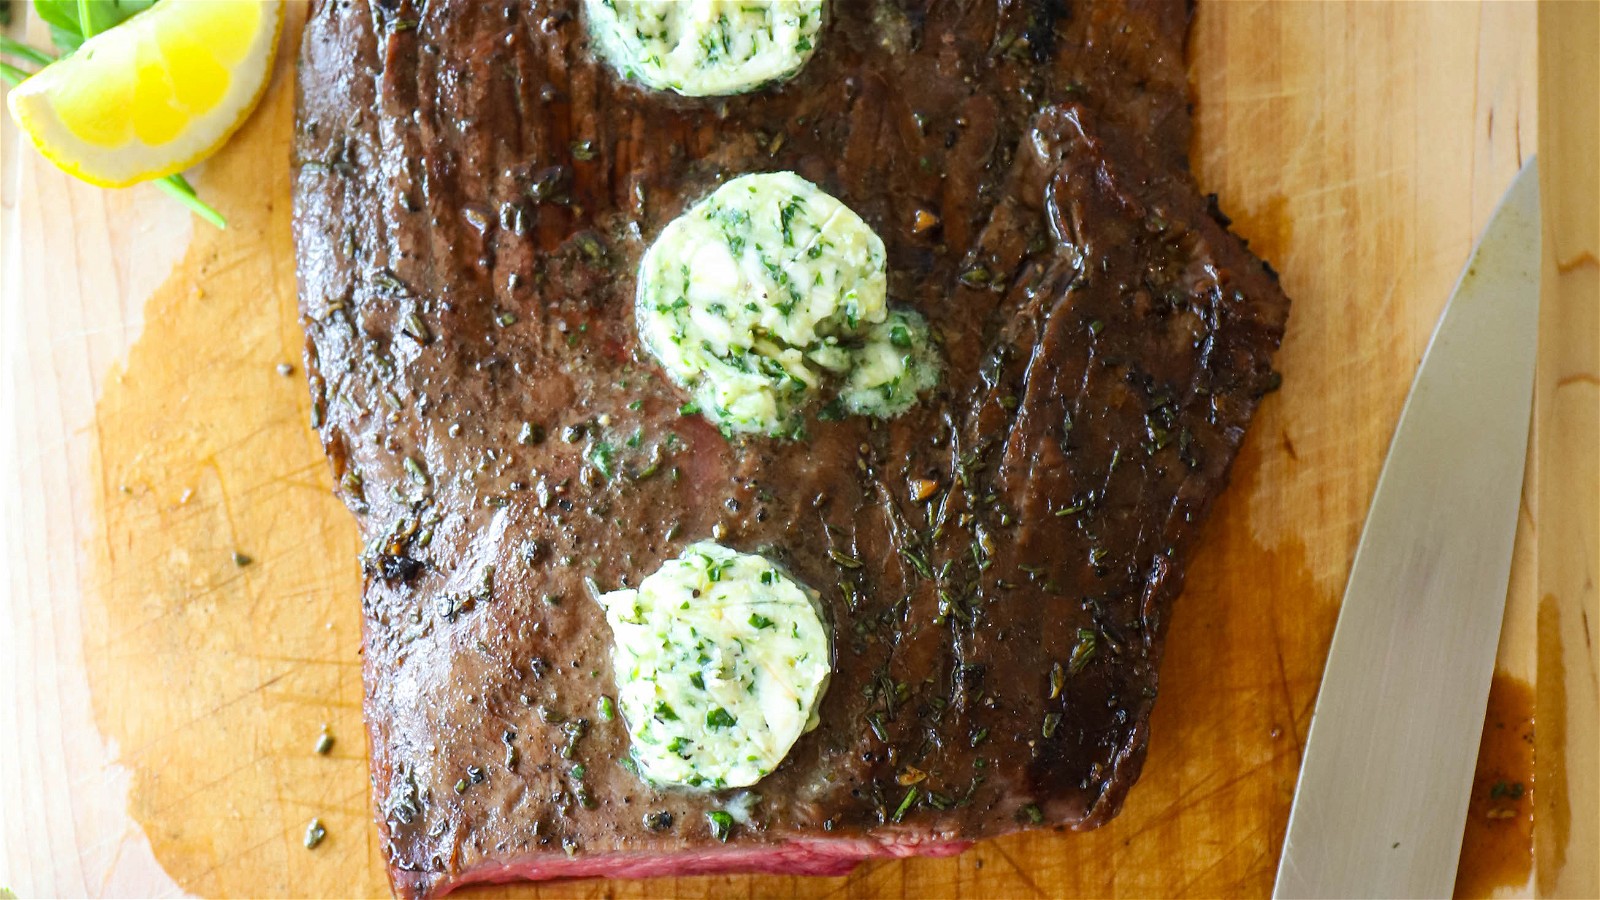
[0,0,226,228]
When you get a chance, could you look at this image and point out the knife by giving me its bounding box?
[1273,157,1541,899]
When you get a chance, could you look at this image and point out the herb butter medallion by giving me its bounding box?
[585,0,825,97]
[636,171,940,436]
[596,542,831,789]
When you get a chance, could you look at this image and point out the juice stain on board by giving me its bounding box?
[83,9,386,896]
[1454,674,1536,898]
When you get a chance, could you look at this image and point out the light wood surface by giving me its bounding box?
[1,2,1593,898]
[1534,3,1600,896]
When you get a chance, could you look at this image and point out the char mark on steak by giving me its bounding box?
[290,1,1288,896]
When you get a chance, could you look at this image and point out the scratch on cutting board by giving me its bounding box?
[1169,820,1278,898]
[986,843,1049,898]
[1125,750,1295,837]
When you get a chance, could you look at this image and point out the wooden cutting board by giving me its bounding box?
[2,2,1595,897]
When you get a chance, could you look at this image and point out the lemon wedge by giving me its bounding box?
[6,0,284,188]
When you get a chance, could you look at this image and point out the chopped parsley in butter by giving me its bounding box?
[636,171,940,437]
[596,542,831,789]
[585,0,825,97]
[839,308,941,418]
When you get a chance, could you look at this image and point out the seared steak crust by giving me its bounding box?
[291,1,1288,896]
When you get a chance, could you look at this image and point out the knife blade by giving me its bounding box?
[1273,157,1541,899]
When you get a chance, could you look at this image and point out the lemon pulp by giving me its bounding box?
[7,0,284,188]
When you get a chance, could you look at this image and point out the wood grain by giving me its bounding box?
[1534,3,1600,896]
[1,10,197,897]
[0,2,1589,897]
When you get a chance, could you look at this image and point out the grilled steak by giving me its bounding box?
[291,1,1289,896]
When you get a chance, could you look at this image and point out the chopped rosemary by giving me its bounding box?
[891,786,920,823]
[303,818,327,849]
